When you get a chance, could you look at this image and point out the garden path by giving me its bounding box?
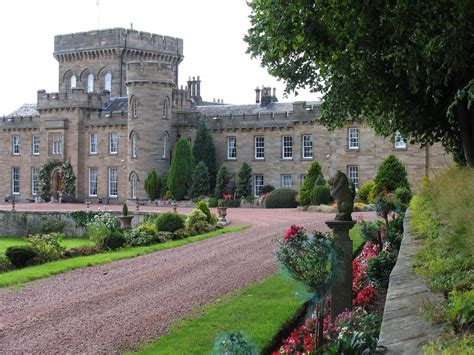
[0,206,375,353]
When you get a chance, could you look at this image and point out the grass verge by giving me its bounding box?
[0,226,247,288]
[350,223,364,254]
[0,236,94,255]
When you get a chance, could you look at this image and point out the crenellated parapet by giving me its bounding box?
[36,89,110,111]
[126,61,175,86]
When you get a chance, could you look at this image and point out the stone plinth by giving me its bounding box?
[326,219,356,321]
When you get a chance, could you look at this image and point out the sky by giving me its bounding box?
[0,0,319,116]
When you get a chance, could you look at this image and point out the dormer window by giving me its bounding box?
[87,74,94,93]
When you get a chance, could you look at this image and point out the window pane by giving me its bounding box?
[281,174,292,188]
[302,135,313,159]
[109,133,118,154]
[32,168,39,195]
[255,136,264,159]
[348,128,359,149]
[12,136,20,155]
[12,167,20,194]
[104,73,112,92]
[90,133,97,154]
[108,168,118,197]
[89,168,98,196]
[254,175,264,197]
[87,74,94,93]
[282,136,293,159]
[227,137,236,159]
[347,165,359,191]
[394,131,406,149]
[32,135,40,155]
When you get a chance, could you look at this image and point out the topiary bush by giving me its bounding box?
[196,199,217,224]
[299,161,323,206]
[102,230,126,250]
[261,184,275,194]
[374,154,411,194]
[358,181,374,203]
[185,209,213,236]
[265,188,298,208]
[366,250,397,288]
[310,184,331,205]
[5,246,38,268]
[155,212,185,232]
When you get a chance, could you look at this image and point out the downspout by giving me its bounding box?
[120,31,128,97]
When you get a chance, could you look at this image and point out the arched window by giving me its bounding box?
[70,75,77,90]
[130,96,138,118]
[104,72,112,92]
[162,132,169,159]
[130,173,138,199]
[130,131,138,158]
[87,74,94,93]
[162,97,169,119]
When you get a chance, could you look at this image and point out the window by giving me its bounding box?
[104,72,112,92]
[130,96,138,118]
[32,135,40,155]
[162,98,169,119]
[131,132,137,158]
[394,131,407,149]
[108,168,118,197]
[89,168,98,196]
[109,132,118,154]
[227,136,236,159]
[282,136,293,159]
[348,128,359,150]
[70,75,77,89]
[254,136,264,159]
[87,74,94,93]
[89,133,97,155]
[302,134,313,159]
[300,174,307,185]
[12,135,20,155]
[347,165,359,191]
[281,174,292,188]
[52,135,63,155]
[131,173,137,199]
[254,174,264,197]
[162,133,169,159]
[11,167,20,194]
[31,168,39,195]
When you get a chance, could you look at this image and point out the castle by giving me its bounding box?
[0,28,452,203]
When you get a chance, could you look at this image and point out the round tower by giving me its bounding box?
[126,61,175,200]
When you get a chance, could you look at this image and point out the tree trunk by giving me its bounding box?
[456,96,474,167]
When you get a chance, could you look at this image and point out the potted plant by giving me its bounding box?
[117,203,133,230]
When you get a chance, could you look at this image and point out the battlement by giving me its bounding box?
[126,61,175,84]
[36,89,110,111]
[54,28,183,57]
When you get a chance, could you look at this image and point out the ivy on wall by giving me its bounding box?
[39,161,76,201]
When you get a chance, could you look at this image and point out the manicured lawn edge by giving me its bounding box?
[0,226,247,288]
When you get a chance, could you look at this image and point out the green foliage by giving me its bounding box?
[310,183,331,205]
[393,187,412,211]
[38,218,65,234]
[185,209,213,236]
[168,138,195,200]
[261,185,275,195]
[189,161,210,198]
[125,223,158,247]
[155,212,185,232]
[215,165,231,199]
[449,289,474,332]
[374,155,411,194]
[196,200,218,224]
[86,212,120,248]
[235,162,253,199]
[358,181,374,204]
[299,161,323,206]
[193,120,217,190]
[245,1,474,165]
[26,233,66,261]
[39,161,76,201]
[375,192,397,228]
[212,330,257,355]
[359,220,384,244]
[160,173,168,198]
[265,188,298,208]
[69,210,102,228]
[366,251,397,288]
[144,169,160,200]
[208,197,218,208]
[314,176,326,186]
[122,203,128,216]
[218,199,241,208]
[102,230,126,250]
[5,246,38,268]
[423,333,474,354]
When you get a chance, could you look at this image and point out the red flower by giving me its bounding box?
[284,224,305,242]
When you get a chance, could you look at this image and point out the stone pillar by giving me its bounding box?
[326,220,356,322]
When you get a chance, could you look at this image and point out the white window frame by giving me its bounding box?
[131,173,137,199]
[89,167,98,197]
[254,136,265,160]
[281,174,293,188]
[348,127,359,150]
[109,132,118,154]
[89,133,97,155]
[394,131,407,149]
[254,174,264,197]
[227,136,237,160]
[282,136,293,159]
[12,167,20,195]
[302,134,313,159]
[104,72,112,92]
[87,74,94,93]
[32,135,40,155]
[52,135,63,155]
[12,135,20,155]
[31,167,39,195]
[108,167,118,198]
[347,165,359,191]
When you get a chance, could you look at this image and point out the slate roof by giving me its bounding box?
[101,97,128,113]
[6,103,39,118]
[189,102,295,116]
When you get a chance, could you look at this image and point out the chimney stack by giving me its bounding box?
[255,86,261,104]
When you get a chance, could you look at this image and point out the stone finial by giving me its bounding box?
[328,170,354,221]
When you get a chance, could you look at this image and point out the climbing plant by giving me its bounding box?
[39,161,76,201]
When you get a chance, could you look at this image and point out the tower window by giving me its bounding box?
[131,173,137,199]
[51,135,63,155]
[162,132,169,159]
[162,98,169,119]
[87,74,94,93]
[70,75,77,90]
[104,72,112,92]
[130,97,138,118]
[131,131,138,158]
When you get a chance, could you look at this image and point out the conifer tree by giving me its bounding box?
[236,162,252,199]
[299,161,323,206]
[215,165,231,199]
[193,120,217,190]
[167,138,195,200]
[144,169,160,200]
[189,161,210,198]
[374,155,411,193]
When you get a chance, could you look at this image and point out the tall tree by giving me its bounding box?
[189,161,210,198]
[299,161,323,206]
[215,165,231,199]
[144,169,160,200]
[236,162,253,199]
[245,1,474,165]
[167,138,195,200]
[193,120,217,189]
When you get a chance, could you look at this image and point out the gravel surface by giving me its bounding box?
[0,208,375,354]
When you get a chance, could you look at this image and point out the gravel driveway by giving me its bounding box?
[0,209,375,354]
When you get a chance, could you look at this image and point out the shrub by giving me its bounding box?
[299,161,323,206]
[310,183,331,205]
[208,197,218,207]
[193,119,217,190]
[212,330,257,355]
[144,169,161,200]
[359,220,384,245]
[155,212,185,232]
[261,184,275,194]
[86,212,120,248]
[374,154,411,194]
[218,198,241,208]
[189,161,210,198]
[5,246,38,268]
[265,188,298,208]
[125,223,158,246]
[38,218,65,234]
[185,209,213,236]
[366,250,397,288]
[235,162,253,199]
[168,138,195,200]
[102,230,126,250]
[385,228,402,250]
[375,192,397,228]
[122,203,128,216]
[358,181,374,203]
[315,175,326,186]
[196,200,217,224]
[393,186,412,211]
[215,165,231,199]
[26,233,66,261]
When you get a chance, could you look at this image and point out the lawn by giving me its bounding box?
[0,226,247,288]
[0,236,94,255]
